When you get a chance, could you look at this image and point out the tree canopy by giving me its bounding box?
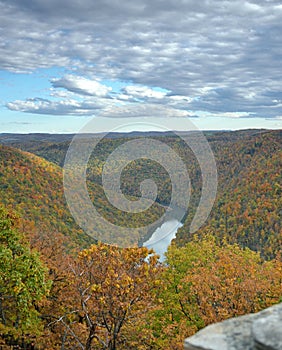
[0,206,50,345]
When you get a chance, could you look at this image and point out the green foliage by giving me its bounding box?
[148,234,282,349]
[0,206,50,340]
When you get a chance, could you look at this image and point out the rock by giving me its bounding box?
[252,305,282,350]
[184,303,282,350]
[184,313,256,350]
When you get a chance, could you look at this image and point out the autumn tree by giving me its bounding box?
[25,227,76,349]
[0,206,50,346]
[149,234,282,349]
[49,242,161,349]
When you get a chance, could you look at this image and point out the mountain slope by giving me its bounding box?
[0,144,93,247]
[0,144,164,248]
[178,130,282,259]
[0,130,280,257]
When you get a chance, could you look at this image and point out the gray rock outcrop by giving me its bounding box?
[184,302,282,350]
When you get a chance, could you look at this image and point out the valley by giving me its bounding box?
[0,128,281,349]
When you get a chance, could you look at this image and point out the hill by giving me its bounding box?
[0,144,164,247]
[0,144,94,247]
[0,129,281,257]
[177,129,282,259]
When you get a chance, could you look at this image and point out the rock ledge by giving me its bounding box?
[184,303,282,350]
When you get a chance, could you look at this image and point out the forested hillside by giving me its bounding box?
[0,143,164,248]
[177,129,282,259]
[0,144,92,247]
[1,129,280,257]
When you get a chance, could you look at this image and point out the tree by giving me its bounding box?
[51,242,161,349]
[148,234,282,349]
[0,206,50,345]
[27,227,76,349]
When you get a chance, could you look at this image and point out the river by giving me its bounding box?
[143,219,183,262]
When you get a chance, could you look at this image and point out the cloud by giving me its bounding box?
[1,0,282,121]
[122,86,168,99]
[6,97,104,115]
[5,90,192,118]
[100,104,190,118]
[51,75,112,97]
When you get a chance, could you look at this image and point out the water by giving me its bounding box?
[143,219,183,262]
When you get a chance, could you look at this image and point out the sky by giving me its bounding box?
[0,0,282,133]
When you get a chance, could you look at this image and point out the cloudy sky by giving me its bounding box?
[1,0,282,133]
